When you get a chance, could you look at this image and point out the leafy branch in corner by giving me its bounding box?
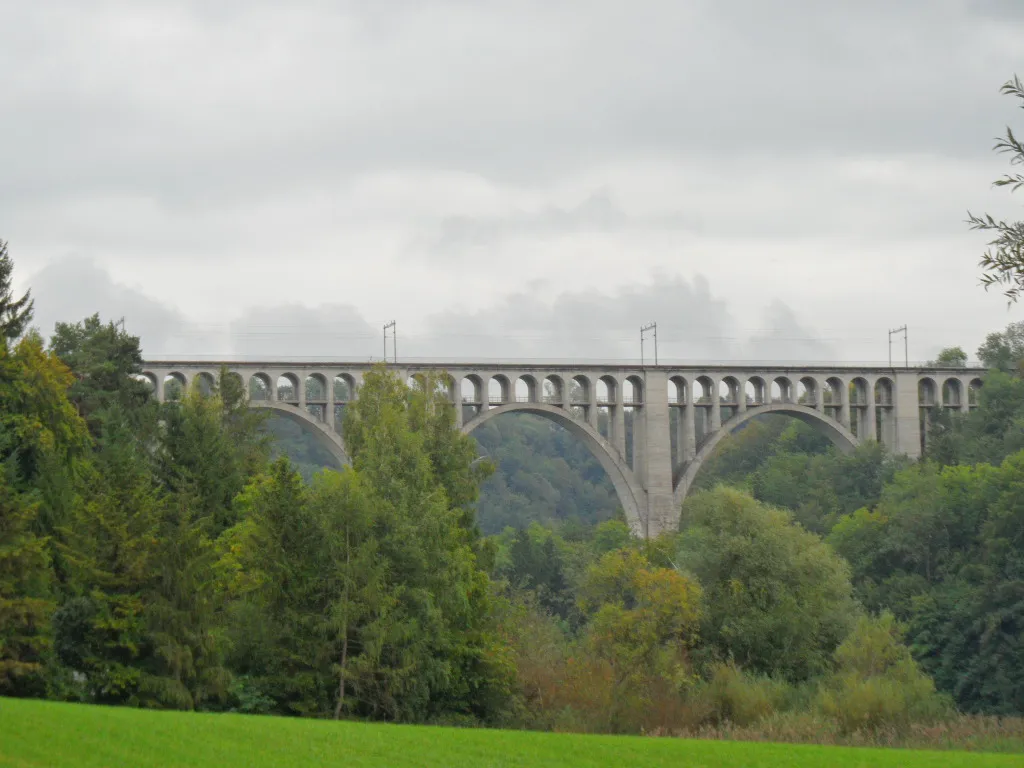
[969,75,1024,302]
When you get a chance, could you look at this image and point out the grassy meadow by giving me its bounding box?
[1,698,1022,768]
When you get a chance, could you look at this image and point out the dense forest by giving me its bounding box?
[4,237,1024,745]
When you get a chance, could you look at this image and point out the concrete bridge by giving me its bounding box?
[141,360,985,537]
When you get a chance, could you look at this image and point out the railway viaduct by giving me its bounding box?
[141,360,984,537]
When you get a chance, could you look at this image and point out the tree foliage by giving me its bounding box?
[970,76,1024,301]
[0,240,33,341]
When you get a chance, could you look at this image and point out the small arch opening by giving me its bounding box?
[515,375,537,403]
[597,375,616,404]
[968,378,982,406]
[135,372,157,395]
[669,376,687,405]
[797,377,818,407]
[571,375,591,405]
[305,374,327,402]
[849,378,868,406]
[194,371,216,398]
[624,375,644,405]
[942,378,962,407]
[163,372,187,401]
[276,373,299,402]
[543,375,565,404]
[249,373,271,402]
[489,375,512,405]
[918,378,937,407]
[746,376,768,406]
[875,378,893,405]
[333,373,356,402]
[771,377,792,404]
[823,377,844,406]
[695,376,714,405]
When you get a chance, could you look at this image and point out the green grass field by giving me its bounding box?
[1,698,1021,768]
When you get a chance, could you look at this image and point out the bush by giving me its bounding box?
[818,614,952,733]
[694,663,790,726]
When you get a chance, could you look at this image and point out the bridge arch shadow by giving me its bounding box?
[249,401,350,467]
[672,403,859,509]
[462,402,646,535]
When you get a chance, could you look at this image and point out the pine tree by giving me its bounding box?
[0,461,53,695]
[0,240,33,342]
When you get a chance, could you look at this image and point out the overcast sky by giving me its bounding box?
[3,1,1023,364]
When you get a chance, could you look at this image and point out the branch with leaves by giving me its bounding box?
[969,76,1024,301]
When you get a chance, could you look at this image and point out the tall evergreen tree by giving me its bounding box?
[0,240,33,342]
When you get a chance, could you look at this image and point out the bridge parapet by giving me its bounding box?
[142,360,986,537]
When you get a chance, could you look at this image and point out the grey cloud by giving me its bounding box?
[424,191,701,255]
[28,256,193,355]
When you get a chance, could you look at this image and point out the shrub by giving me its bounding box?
[818,613,952,733]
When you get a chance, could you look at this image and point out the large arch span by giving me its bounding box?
[248,401,350,468]
[672,403,859,509]
[462,402,645,534]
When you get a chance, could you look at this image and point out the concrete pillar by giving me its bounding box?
[813,378,825,411]
[737,377,747,414]
[270,374,278,402]
[612,378,626,461]
[155,374,165,403]
[894,372,922,458]
[586,375,598,429]
[297,374,306,409]
[640,369,675,538]
[325,373,335,429]
[683,398,696,462]
[840,379,851,430]
[710,377,722,432]
[959,376,971,415]
[866,398,877,442]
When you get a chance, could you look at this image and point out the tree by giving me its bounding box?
[49,315,154,438]
[677,487,857,681]
[931,346,968,368]
[969,76,1024,301]
[978,321,1024,372]
[0,463,53,695]
[0,240,33,342]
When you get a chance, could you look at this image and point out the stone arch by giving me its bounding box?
[624,375,644,404]
[249,400,349,467]
[163,372,187,401]
[463,402,646,535]
[797,376,818,407]
[824,376,844,406]
[489,374,512,405]
[193,371,216,397]
[695,375,715,404]
[850,377,869,406]
[515,374,538,403]
[674,403,859,508]
[333,373,357,402]
[968,378,983,406]
[543,374,565,404]
[669,375,687,404]
[942,377,962,407]
[571,374,591,404]
[276,373,299,402]
[720,376,740,405]
[304,373,327,401]
[598,374,617,403]
[746,376,768,405]
[249,373,271,401]
[462,374,485,406]
[875,377,894,405]
[918,377,937,406]
[772,376,792,403]
[137,371,158,394]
